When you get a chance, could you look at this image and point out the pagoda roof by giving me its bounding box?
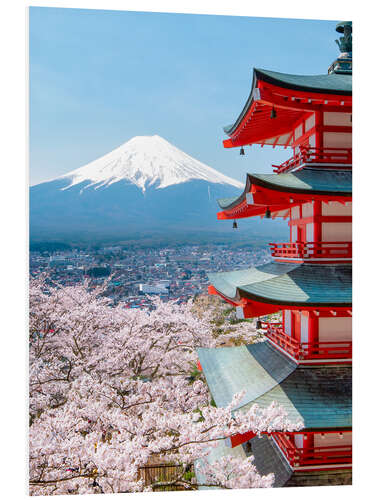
[239,366,352,429]
[224,70,352,136]
[197,342,352,429]
[217,169,352,216]
[207,262,352,308]
[197,342,297,409]
[250,436,293,487]
[223,68,352,148]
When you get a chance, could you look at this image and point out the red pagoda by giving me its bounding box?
[197,21,352,487]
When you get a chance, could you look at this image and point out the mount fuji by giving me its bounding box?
[30,135,284,242]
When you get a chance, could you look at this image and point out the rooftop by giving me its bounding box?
[198,342,351,429]
[208,262,352,308]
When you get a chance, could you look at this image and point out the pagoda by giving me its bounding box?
[197,22,352,487]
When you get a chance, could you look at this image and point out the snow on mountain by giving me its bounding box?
[30,135,289,240]
[58,135,244,193]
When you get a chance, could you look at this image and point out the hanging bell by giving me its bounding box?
[265,207,271,219]
[233,220,238,229]
[270,107,277,119]
[256,319,262,329]
[240,147,245,155]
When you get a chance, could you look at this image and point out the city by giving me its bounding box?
[30,243,272,308]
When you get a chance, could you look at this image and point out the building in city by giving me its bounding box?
[197,21,352,487]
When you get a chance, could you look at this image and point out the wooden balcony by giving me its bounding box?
[273,146,352,174]
[269,241,352,261]
[261,322,352,361]
[272,432,352,468]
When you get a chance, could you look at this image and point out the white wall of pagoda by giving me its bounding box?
[284,310,291,336]
[292,431,351,450]
[322,201,352,216]
[282,311,352,344]
[314,431,352,448]
[290,111,351,152]
[318,317,352,342]
[301,313,309,343]
[322,223,351,242]
[323,112,352,149]
[289,201,351,244]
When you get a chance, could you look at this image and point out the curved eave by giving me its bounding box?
[223,68,352,147]
[197,342,297,410]
[197,345,352,429]
[209,283,352,310]
[217,170,352,219]
[217,173,251,210]
[207,263,352,310]
[249,170,352,197]
[253,68,352,97]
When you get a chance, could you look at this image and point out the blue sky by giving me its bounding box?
[29,7,339,185]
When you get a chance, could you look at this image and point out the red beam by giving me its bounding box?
[258,80,352,106]
[229,431,256,448]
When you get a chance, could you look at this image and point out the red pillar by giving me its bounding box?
[308,312,319,356]
[315,110,324,151]
[313,200,322,243]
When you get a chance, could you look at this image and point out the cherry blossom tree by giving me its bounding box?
[29,276,302,495]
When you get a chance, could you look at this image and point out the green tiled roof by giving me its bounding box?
[250,436,293,487]
[197,342,352,429]
[254,68,352,95]
[239,367,352,429]
[251,169,352,195]
[197,342,297,409]
[217,169,352,210]
[217,196,239,209]
[224,68,352,135]
[207,262,352,307]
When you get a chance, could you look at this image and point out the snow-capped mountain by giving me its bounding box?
[58,135,243,193]
[30,135,286,241]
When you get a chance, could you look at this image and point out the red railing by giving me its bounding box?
[261,323,352,361]
[272,433,352,467]
[269,241,352,260]
[273,146,352,174]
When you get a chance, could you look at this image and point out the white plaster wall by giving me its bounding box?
[306,223,314,242]
[322,201,352,216]
[319,317,352,342]
[323,132,352,148]
[291,226,298,242]
[294,434,304,448]
[301,314,309,343]
[291,206,300,219]
[284,310,291,336]
[322,222,352,242]
[305,114,315,131]
[323,112,352,126]
[302,202,313,218]
[314,432,352,447]
[309,134,316,147]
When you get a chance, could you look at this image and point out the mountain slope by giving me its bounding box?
[58,135,243,192]
[30,135,287,241]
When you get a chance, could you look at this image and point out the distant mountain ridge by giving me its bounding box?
[30,135,287,242]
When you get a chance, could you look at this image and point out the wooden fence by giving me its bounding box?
[138,464,193,491]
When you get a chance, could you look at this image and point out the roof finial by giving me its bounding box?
[335,21,352,54]
[328,21,352,75]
